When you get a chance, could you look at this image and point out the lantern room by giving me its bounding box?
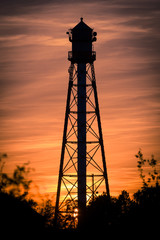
[67,18,97,63]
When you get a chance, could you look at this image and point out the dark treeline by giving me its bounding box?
[0,150,160,237]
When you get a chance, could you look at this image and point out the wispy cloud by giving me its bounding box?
[0,0,160,197]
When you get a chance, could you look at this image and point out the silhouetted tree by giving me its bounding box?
[39,198,55,227]
[0,154,47,236]
[0,153,8,191]
[135,149,160,188]
[1,151,159,235]
[0,191,46,237]
[83,150,160,233]
[0,153,34,202]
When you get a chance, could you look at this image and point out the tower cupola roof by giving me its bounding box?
[72,18,92,31]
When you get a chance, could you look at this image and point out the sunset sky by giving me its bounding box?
[0,0,160,201]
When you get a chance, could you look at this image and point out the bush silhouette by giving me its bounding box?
[0,191,45,236]
[0,151,159,236]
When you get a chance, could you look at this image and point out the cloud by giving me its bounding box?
[0,0,159,19]
[0,0,160,197]
[0,0,103,16]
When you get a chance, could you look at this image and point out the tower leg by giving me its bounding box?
[54,64,73,226]
[91,63,110,198]
[77,63,87,227]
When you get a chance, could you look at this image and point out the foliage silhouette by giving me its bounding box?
[38,198,55,227]
[0,191,45,237]
[135,149,160,187]
[0,150,159,236]
[0,154,33,199]
[82,150,160,234]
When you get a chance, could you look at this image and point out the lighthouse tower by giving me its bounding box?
[55,18,110,227]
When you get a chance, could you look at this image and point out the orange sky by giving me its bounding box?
[0,0,160,201]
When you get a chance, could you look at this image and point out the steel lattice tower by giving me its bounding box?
[55,18,110,227]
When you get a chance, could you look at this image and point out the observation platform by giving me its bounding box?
[68,51,96,63]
